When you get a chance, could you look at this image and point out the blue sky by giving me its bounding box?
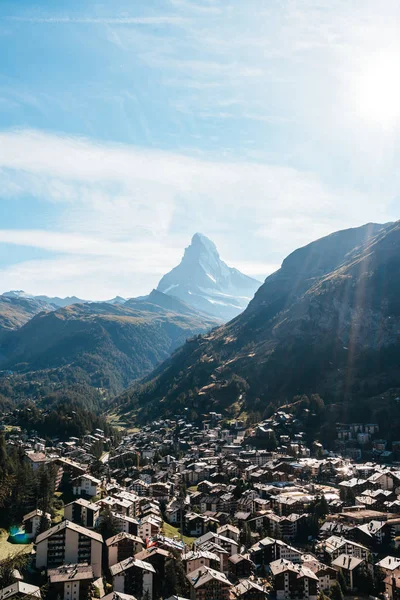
[0,0,400,298]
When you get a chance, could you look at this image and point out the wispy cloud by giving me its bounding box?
[0,128,389,298]
[7,16,188,26]
[168,0,223,14]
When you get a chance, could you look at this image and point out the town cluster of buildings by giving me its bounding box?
[3,412,400,600]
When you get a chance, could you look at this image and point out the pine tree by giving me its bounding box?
[0,435,9,477]
[36,464,55,513]
[163,555,177,597]
[0,552,30,589]
[37,511,50,535]
[240,522,253,549]
[338,570,347,594]
[163,551,189,598]
[96,508,119,540]
[330,582,344,600]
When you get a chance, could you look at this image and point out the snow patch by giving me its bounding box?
[162,284,179,294]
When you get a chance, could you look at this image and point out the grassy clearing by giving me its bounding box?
[52,491,64,524]
[52,505,64,524]
[162,521,195,547]
[107,412,139,433]
[3,425,21,433]
[0,529,32,561]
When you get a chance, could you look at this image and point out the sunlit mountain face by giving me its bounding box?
[157,233,261,321]
[116,221,400,426]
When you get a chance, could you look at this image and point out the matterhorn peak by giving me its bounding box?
[157,233,260,321]
[190,232,218,251]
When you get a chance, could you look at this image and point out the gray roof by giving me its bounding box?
[36,519,103,544]
[110,557,156,576]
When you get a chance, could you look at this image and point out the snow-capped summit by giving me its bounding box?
[106,296,127,305]
[2,290,32,299]
[157,233,260,320]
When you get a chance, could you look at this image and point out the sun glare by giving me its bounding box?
[355,48,400,125]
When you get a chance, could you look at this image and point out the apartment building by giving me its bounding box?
[47,564,95,600]
[64,499,100,529]
[36,520,103,578]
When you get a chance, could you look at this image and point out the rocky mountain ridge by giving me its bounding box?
[115,221,400,423]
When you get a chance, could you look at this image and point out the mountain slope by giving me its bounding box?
[35,294,86,308]
[2,290,86,308]
[157,233,260,320]
[116,221,400,423]
[0,295,55,332]
[0,293,217,396]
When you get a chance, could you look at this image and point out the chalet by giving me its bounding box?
[0,582,41,599]
[47,564,96,600]
[331,554,366,591]
[102,593,138,600]
[338,478,369,496]
[196,541,230,574]
[24,452,47,471]
[149,482,172,500]
[72,474,101,498]
[228,554,255,580]
[182,550,220,574]
[138,515,161,540]
[110,557,155,598]
[301,556,337,591]
[249,537,279,567]
[64,499,100,529]
[376,556,400,578]
[317,535,369,564]
[134,547,169,600]
[165,501,183,525]
[186,565,232,600]
[194,532,239,557]
[367,471,398,491]
[231,579,268,599]
[216,524,240,542]
[269,559,318,600]
[112,513,140,536]
[22,509,51,540]
[350,520,389,547]
[106,533,144,567]
[130,480,150,496]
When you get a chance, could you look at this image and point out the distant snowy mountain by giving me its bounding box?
[35,295,86,308]
[106,296,127,305]
[157,233,260,320]
[2,290,33,300]
[2,290,86,308]
[0,294,55,331]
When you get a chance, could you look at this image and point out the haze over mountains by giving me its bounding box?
[0,291,217,396]
[0,294,56,332]
[1,233,260,323]
[116,221,400,425]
